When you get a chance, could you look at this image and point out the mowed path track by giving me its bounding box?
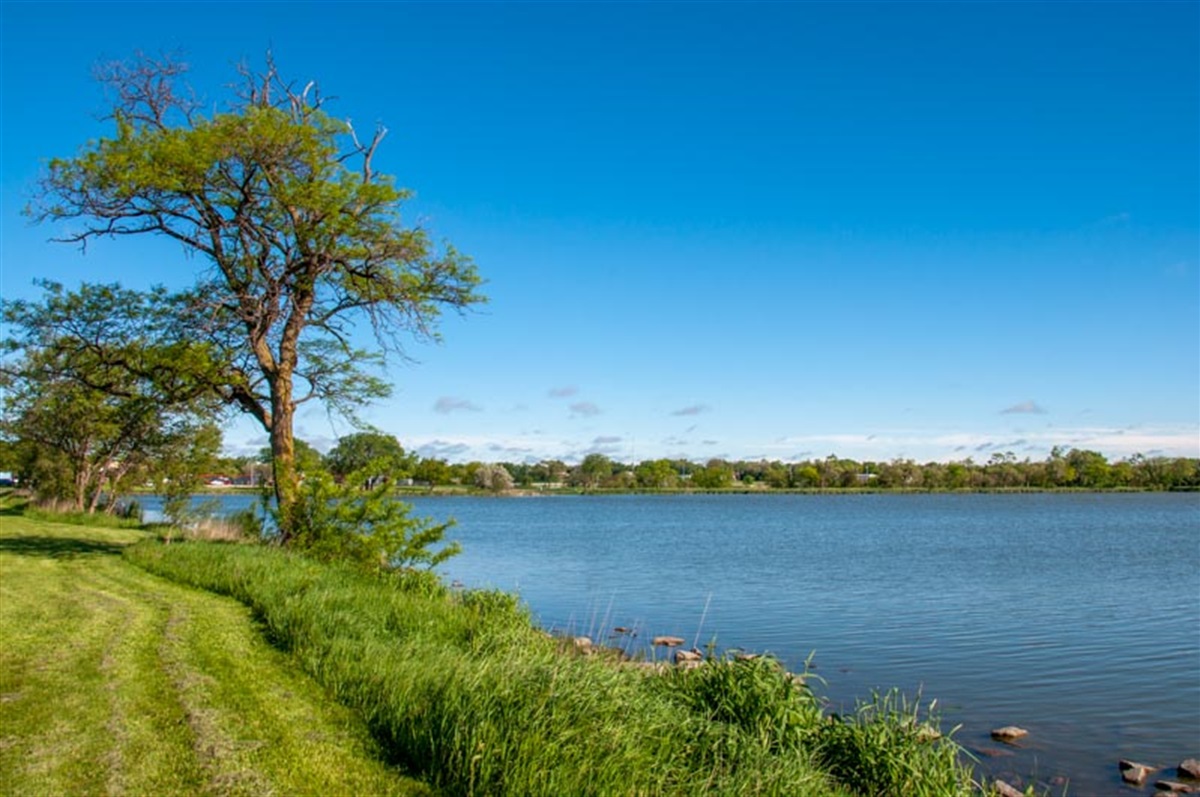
[0,512,432,796]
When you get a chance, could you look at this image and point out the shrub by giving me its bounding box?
[284,462,460,573]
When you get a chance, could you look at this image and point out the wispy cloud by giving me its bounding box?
[570,401,601,417]
[416,440,472,459]
[1001,400,1046,415]
[671,404,710,417]
[593,435,622,445]
[434,396,482,414]
[548,386,579,398]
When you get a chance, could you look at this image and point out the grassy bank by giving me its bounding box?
[0,507,432,796]
[125,537,981,796]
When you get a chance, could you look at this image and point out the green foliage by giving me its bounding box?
[659,656,825,754]
[814,690,973,797]
[691,459,735,489]
[29,53,484,541]
[325,430,415,484]
[285,464,460,572]
[0,287,223,512]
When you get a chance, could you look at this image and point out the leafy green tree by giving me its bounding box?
[691,460,734,489]
[790,464,820,488]
[325,431,414,487]
[1066,449,1110,488]
[30,54,482,542]
[2,284,224,512]
[1,343,217,512]
[258,439,324,476]
[634,458,678,489]
[571,453,613,489]
[413,457,451,486]
[287,463,459,572]
[153,422,224,528]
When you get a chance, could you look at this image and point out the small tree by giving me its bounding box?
[287,461,460,572]
[30,53,483,542]
[0,340,219,513]
[473,463,514,492]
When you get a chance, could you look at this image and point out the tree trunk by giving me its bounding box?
[74,460,91,513]
[269,376,298,544]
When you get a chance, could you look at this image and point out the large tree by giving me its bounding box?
[325,430,414,484]
[31,54,483,540]
[1,287,222,513]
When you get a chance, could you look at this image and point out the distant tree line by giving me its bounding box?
[256,442,1200,493]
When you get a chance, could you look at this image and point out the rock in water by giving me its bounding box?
[993,780,1024,797]
[652,635,685,647]
[990,726,1029,742]
[1180,759,1200,780]
[1119,760,1156,785]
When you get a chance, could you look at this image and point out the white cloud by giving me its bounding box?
[569,401,601,417]
[1001,400,1047,415]
[434,396,483,414]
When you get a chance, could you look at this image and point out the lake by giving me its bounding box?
[141,491,1200,793]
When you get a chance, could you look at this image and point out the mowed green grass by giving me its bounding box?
[0,510,433,796]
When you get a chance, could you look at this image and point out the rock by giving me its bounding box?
[652,635,685,647]
[1181,760,1200,780]
[974,747,1015,759]
[734,652,760,662]
[572,636,593,650]
[1120,760,1156,785]
[993,780,1024,797]
[612,626,631,634]
[990,726,1029,742]
[1155,780,1197,793]
[675,648,703,663]
[676,658,703,671]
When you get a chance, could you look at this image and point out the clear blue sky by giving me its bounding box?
[2,1,1197,464]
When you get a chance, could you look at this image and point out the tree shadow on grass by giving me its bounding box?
[0,535,126,559]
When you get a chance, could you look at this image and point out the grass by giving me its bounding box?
[124,536,983,797]
[2,493,993,796]
[0,507,432,796]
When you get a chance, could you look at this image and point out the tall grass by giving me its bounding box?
[125,539,980,796]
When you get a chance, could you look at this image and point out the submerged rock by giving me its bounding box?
[1154,780,1198,793]
[993,779,1024,797]
[652,635,685,647]
[990,726,1029,742]
[1119,760,1156,785]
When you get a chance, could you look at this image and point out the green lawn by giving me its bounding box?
[0,509,432,796]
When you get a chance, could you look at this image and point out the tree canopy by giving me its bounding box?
[29,54,483,540]
[1,283,222,511]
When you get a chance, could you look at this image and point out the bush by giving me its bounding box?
[285,463,460,573]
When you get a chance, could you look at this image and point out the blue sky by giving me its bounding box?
[2,1,1197,464]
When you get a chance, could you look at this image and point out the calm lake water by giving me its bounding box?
[143,492,1200,794]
